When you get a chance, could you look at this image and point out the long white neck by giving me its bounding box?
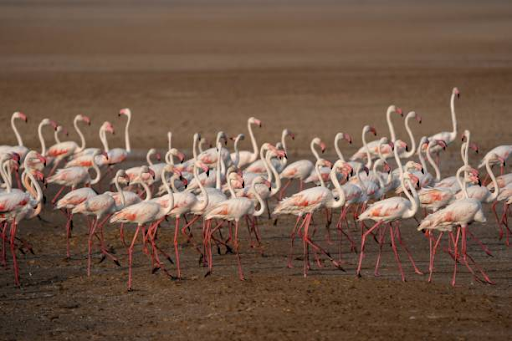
[386,106,397,142]
[393,145,418,218]
[12,114,24,146]
[233,137,241,168]
[373,159,386,188]
[194,164,209,212]
[90,154,102,185]
[456,165,468,199]
[281,130,288,155]
[248,120,259,161]
[426,142,441,181]
[215,144,222,190]
[334,133,345,162]
[54,128,62,144]
[355,164,367,191]
[0,157,12,193]
[146,150,155,166]
[100,128,110,152]
[226,170,236,198]
[114,174,126,209]
[26,171,43,204]
[329,166,346,209]
[192,134,199,161]
[38,121,48,156]
[124,112,132,152]
[402,113,416,158]
[259,145,272,181]
[311,140,321,161]
[162,168,175,216]
[251,181,266,217]
[266,151,281,196]
[74,116,87,153]
[486,158,499,202]
[316,162,326,188]
[362,128,372,169]
[141,180,152,201]
[450,92,458,140]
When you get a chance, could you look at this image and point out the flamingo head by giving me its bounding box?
[383,162,391,174]
[253,176,272,191]
[155,152,162,162]
[344,133,353,144]
[469,142,479,154]
[33,170,45,182]
[217,131,228,146]
[393,106,404,117]
[435,140,448,151]
[368,126,377,136]
[362,165,370,176]
[250,117,262,128]
[80,115,91,125]
[284,129,295,140]
[388,141,395,151]
[49,120,58,130]
[414,113,422,124]
[453,87,460,98]
[318,158,332,169]
[404,172,420,189]
[57,125,69,137]
[196,161,210,176]
[171,148,185,163]
[119,108,131,117]
[320,141,326,154]
[14,112,28,123]
[228,172,244,189]
[103,121,115,135]
[334,161,353,179]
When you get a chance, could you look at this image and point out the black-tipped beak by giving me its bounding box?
[206,169,210,177]
[405,145,409,152]
[421,168,424,174]
[478,179,482,187]
[242,181,245,188]
[284,153,288,159]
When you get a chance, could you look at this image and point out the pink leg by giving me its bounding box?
[287,215,304,268]
[1,222,7,268]
[119,223,128,248]
[9,221,20,286]
[394,222,423,275]
[299,180,304,192]
[356,221,383,277]
[428,232,444,283]
[51,185,66,205]
[450,228,461,286]
[374,225,386,276]
[234,219,245,281]
[466,230,493,257]
[174,216,182,279]
[278,179,292,200]
[87,217,98,276]
[389,224,406,282]
[65,211,73,258]
[127,225,141,291]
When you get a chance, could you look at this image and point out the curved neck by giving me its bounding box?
[251,181,266,217]
[310,140,321,161]
[74,116,86,153]
[216,144,222,190]
[373,159,386,188]
[486,158,499,201]
[194,164,209,212]
[281,130,288,154]
[362,129,372,169]
[418,139,427,171]
[426,142,441,181]
[124,112,131,152]
[330,167,346,209]
[146,150,155,166]
[456,166,468,199]
[259,145,272,181]
[0,157,12,192]
[355,164,367,191]
[248,120,258,160]
[38,121,48,156]
[141,180,152,201]
[266,151,281,196]
[386,107,397,142]
[334,134,345,162]
[114,175,126,209]
[192,134,199,161]
[100,128,109,152]
[226,170,236,198]
[233,138,241,168]
[54,129,62,144]
[403,178,419,218]
[316,162,326,188]
[12,114,24,146]
[26,171,43,204]
[402,114,416,158]
[90,155,102,185]
[450,92,458,138]
[162,168,175,215]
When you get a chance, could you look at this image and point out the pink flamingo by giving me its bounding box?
[46,114,91,175]
[356,145,423,281]
[279,137,326,198]
[65,121,114,168]
[105,108,132,166]
[0,151,45,286]
[418,164,492,286]
[230,117,262,168]
[0,112,29,160]
[273,159,351,276]
[245,128,294,174]
[109,165,174,291]
[205,175,270,280]
[478,144,511,175]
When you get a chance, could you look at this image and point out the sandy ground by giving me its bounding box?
[0,0,511,340]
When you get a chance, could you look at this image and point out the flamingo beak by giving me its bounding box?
[290,133,295,140]
[345,134,353,144]
[156,153,162,162]
[396,107,404,116]
[50,121,58,130]
[320,142,326,154]
[178,152,185,163]
[149,169,156,180]
[417,115,422,124]
[363,166,369,176]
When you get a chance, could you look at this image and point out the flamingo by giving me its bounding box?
[109,165,175,291]
[65,121,114,168]
[105,108,132,166]
[205,175,270,280]
[350,105,404,161]
[273,158,350,275]
[279,137,326,197]
[46,114,91,174]
[53,125,69,144]
[245,128,294,174]
[418,164,492,286]
[398,111,422,158]
[478,144,511,175]
[356,145,423,281]
[47,149,104,203]
[421,87,460,162]
[0,112,29,159]
[230,117,262,168]
[0,151,45,286]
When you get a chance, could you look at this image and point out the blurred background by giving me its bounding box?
[0,0,511,156]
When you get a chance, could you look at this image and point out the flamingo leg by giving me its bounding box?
[374,225,386,277]
[127,225,141,291]
[450,228,461,286]
[428,231,444,283]
[51,185,66,205]
[278,179,292,200]
[389,224,406,282]
[174,216,182,279]
[9,221,20,286]
[356,220,383,277]
[1,222,8,268]
[234,219,245,281]
[87,217,99,276]
[119,223,128,248]
[466,230,493,257]
[394,222,423,275]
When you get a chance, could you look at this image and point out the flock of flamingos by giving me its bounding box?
[0,87,511,291]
